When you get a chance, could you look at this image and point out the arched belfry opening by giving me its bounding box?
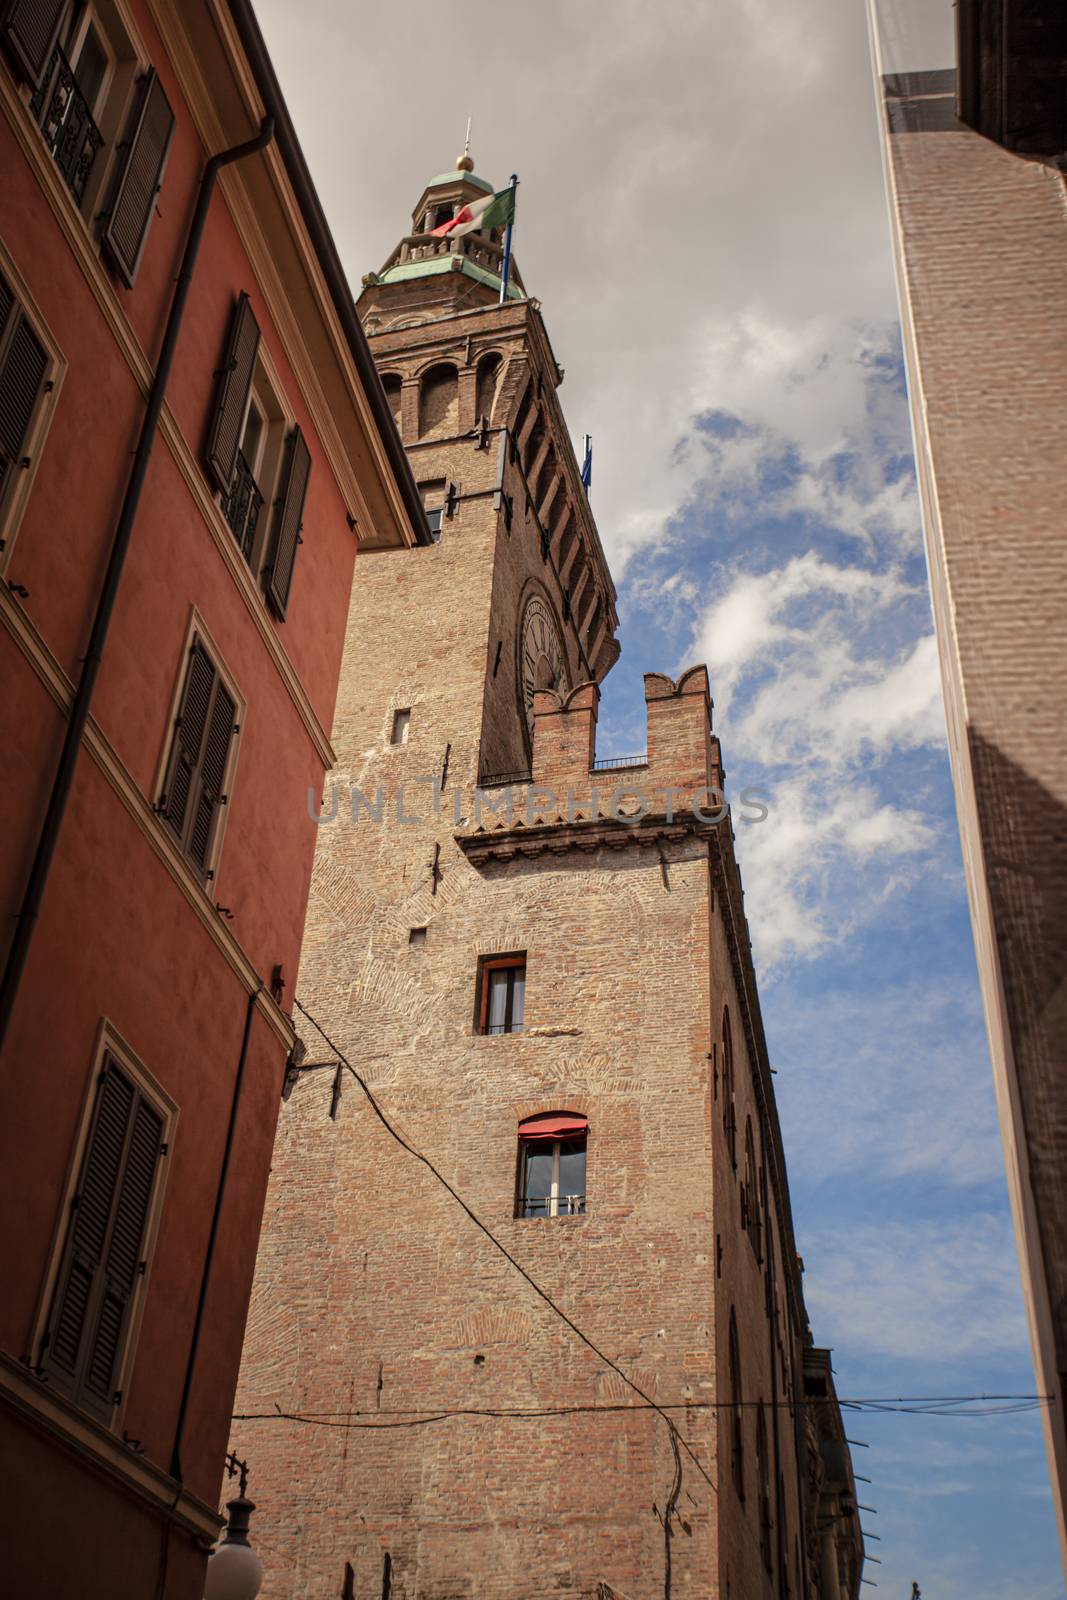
[419,363,458,439]
[476,352,502,425]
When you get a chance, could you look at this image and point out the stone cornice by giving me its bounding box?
[456,808,715,865]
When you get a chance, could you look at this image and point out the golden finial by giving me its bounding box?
[456,115,474,172]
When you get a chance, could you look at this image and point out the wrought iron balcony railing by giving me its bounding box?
[221,450,263,563]
[591,754,649,772]
[521,1195,586,1218]
[30,44,104,207]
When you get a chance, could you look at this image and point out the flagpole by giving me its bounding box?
[498,173,518,305]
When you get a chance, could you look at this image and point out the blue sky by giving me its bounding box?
[596,342,1063,1597]
[259,0,1064,1590]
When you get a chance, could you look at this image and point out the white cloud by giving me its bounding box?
[803,1212,1028,1364]
[256,0,903,573]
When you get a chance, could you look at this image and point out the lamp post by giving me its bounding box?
[203,1454,263,1600]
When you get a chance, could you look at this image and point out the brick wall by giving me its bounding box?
[234,257,822,1600]
[881,72,1067,1562]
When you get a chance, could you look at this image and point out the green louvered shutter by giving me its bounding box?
[265,426,311,621]
[102,69,174,288]
[206,293,260,492]
[43,1057,164,1420]
[0,0,68,90]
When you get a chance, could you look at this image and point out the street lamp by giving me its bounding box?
[203,1454,263,1600]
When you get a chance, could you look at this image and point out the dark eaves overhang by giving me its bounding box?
[455,809,718,866]
[225,0,432,546]
[956,0,1067,156]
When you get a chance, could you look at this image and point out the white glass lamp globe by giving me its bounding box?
[203,1538,263,1600]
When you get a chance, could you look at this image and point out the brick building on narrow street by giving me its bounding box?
[234,155,862,1600]
[869,0,1067,1569]
[0,3,426,1596]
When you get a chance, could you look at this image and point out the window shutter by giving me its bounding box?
[1,0,69,90]
[206,293,260,492]
[186,677,236,874]
[43,1058,163,1420]
[83,1093,163,1408]
[102,69,174,289]
[160,638,216,845]
[265,426,311,620]
[0,278,48,502]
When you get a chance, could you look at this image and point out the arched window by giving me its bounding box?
[475,352,502,426]
[517,1113,587,1218]
[728,1309,744,1500]
[756,1404,773,1571]
[722,1007,737,1168]
[744,1117,762,1262]
[419,363,459,439]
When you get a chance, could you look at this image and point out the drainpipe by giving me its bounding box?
[171,981,261,1483]
[0,116,275,1052]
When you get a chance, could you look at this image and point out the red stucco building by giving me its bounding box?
[0,3,426,1595]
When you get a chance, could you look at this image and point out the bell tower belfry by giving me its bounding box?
[234,152,848,1600]
[352,148,619,787]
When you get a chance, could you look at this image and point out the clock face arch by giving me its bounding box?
[519,595,570,739]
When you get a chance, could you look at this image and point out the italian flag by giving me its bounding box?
[431,186,516,239]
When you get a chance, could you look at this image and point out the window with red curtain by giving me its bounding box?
[518,1113,587,1217]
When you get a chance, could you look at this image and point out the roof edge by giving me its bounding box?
[224,0,432,546]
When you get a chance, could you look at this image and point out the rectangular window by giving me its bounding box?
[0,262,56,553]
[39,1050,167,1421]
[479,954,525,1035]
[208,297,311,618]
[391,708,411,745]
[19,4,173,281]
[419,479,445,543]
[158,632,241,880]
[519,1134,586,1218]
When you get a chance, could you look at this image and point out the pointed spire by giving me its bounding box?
[456,115,474,172]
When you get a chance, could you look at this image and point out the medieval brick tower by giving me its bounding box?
[233,155,862,1600]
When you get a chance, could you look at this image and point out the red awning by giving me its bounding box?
[518,1113,588,1142]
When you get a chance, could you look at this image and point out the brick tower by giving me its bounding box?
[234,155,862,1600]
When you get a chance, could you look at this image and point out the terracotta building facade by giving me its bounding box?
[869,0,1067,1569]
[0,3,424,1596]
[234,160,862,1599]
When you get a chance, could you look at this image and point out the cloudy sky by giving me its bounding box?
[258,0,1062,1591]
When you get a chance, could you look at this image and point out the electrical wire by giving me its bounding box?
[290,996,715,1490]
[233,1393,1049,1431]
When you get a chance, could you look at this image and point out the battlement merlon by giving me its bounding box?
[529,665,724,799]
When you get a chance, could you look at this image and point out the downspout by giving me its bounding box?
[0,117,276,1051]
[171,981,261,1482]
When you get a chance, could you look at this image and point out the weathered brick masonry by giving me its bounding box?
[234,160,861,1599]
[875,41,1067,1564]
